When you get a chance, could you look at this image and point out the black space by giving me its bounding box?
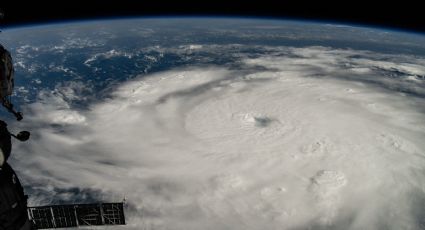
[1,1,424,33]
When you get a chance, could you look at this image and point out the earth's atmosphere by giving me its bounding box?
[1,18,425,229]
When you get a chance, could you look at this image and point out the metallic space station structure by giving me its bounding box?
[27,202,126,229]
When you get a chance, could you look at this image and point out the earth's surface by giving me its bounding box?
[1,18,425,229]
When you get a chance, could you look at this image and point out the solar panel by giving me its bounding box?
[101,203,126,225]
[52,205,78,228]
[27,202,126,229]
[28,206,54,229]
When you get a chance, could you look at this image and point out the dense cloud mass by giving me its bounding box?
[9,45,425,229]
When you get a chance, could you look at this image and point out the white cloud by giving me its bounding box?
[10,46,425,230]
[178,44,203,51]
[84,49,134,66]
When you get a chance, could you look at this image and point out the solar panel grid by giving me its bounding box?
[52,205,77,227]
[28,202,126,229]
[29,207,54,228]
[77,204,102,225]
[103,203,125,224]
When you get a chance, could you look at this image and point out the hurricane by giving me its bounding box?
[2,18,425,229]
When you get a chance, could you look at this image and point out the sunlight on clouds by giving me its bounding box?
[12,46,425,230]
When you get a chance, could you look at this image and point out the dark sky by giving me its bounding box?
[1,1,424,33]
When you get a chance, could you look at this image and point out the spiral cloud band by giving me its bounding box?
[13,46,425,229]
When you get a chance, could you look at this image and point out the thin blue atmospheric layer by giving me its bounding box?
[4,15,425,36]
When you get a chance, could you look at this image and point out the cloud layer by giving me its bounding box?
[10,46,425,230]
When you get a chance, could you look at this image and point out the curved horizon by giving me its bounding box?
[2,15,425,36]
